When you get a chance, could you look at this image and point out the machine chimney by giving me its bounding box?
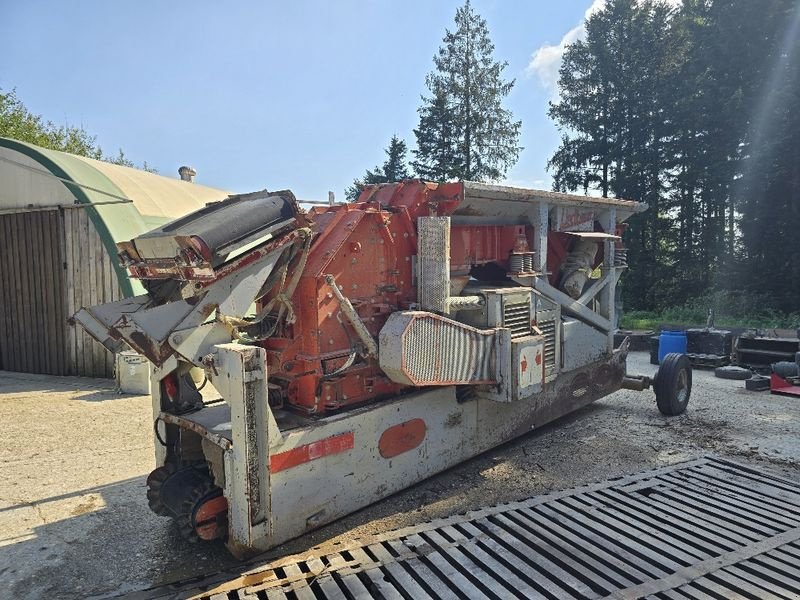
[178,166,197,183]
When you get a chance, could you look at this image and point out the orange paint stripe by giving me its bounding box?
[269,432,355,473]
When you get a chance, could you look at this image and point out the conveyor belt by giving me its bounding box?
[130,457,800,599]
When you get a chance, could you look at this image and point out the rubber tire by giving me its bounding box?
[146,463,177,516]
[745,376,770,391]
[655,353,692,416]
[714,365,751,380]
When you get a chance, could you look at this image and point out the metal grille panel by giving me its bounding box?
[404,316,495,384]
[503,300,531,338]
[143,457,800,600]
[380,312,498,386]
[538,318,557,370]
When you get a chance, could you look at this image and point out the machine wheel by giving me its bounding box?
[176,479,227,543]
[146,463,177,516]
[655,353,692,416]
[177,481,212,542]
[147,463,227,541]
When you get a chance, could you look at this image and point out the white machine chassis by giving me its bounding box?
[154,340,629,557]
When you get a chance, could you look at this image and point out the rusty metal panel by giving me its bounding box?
[146,343,627,559]
[211,343,276,553]
[73,243,286,368]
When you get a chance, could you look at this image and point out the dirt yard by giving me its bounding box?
[1,352,798,599]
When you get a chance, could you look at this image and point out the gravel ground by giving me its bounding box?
[1,351,798,599]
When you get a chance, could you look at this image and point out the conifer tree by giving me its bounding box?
[413,1,521,182]
[547,0,800,314]
[345,135,411,200]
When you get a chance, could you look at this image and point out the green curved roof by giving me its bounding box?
[0,137,232,296]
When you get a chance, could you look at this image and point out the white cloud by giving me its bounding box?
[527,0,679,92]
[527,24,583,91]
[527,0,605,91]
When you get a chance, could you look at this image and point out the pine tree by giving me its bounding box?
[413,0,521,182]
[731,0,800,312]
[412,83,457,181]
[548,0,681,310]
[547,0,800,315]
[382,135,411,182]
[345,135,411,201]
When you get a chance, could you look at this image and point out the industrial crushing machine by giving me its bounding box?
[74,181,692,557]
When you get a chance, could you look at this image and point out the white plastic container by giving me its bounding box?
[116,350,151,395]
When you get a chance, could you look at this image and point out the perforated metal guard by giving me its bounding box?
[532,291,560,383]
[135,457,800,599]
[417,217,450,314]
[403,315,496,385]
[380,312,498,386]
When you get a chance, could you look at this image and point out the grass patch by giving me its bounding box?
[620,292,800,330]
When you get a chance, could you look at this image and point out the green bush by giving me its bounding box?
[619,291,800,330]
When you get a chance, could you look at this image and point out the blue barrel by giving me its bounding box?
[658,330,687,363]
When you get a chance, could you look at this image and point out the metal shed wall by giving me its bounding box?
[0,138,231,378]
[0,208,121,377]
[0,210,67,375]
[63,208,123,377]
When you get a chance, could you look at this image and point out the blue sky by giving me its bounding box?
[0,1,597,200]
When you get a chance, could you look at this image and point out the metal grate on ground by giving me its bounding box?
[131,457,800,600]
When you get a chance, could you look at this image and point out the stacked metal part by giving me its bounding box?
[508,250,536,274]
[523,252,534,272]
[614,247,628,267]
[509,252,525,273]
[508,232,536,275]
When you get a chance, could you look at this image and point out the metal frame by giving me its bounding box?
[165,192,639,554]
[514,204,628,354]
[73,180,653,557]
[163,340,629,556]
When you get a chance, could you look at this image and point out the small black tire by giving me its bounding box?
[714,365,751,380]
[745,375,770,391]
[146,463,177,517]
[655,353,692,416]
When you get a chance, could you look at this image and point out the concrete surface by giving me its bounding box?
[1,352,798,599]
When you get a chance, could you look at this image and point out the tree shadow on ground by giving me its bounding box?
[1,476,239,600]
[0,370,117,398]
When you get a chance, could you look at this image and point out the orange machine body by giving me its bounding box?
[261,181,579,415]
